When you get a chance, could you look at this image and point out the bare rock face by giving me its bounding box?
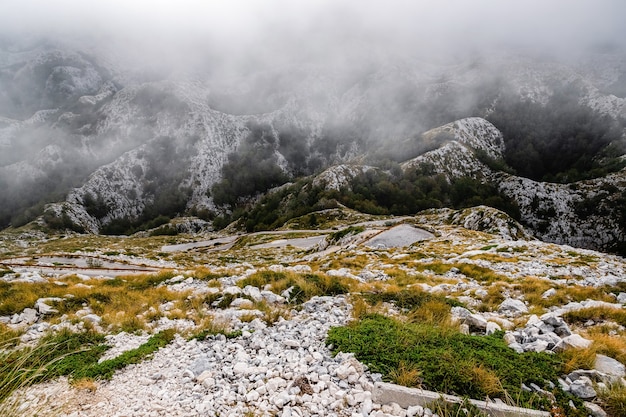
[448,206,533,241]
[497,170,626,253]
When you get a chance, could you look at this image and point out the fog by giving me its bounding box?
[2,0,626,75]
[1,0,626,232]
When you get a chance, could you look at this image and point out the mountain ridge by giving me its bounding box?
[1,42,625,255]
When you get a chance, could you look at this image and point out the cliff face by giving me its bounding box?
[398,118,625,253]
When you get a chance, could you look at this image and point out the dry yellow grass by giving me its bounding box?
[467,253,520,263]
[478,283,509,312]
[0,270,198,333]
[408,299,451,327]
[560,347,597,373]
[552,286,615,305]
[586,332,626,364]
[511,277,553,306]
[597,383,626,416]
[389,361,422,387]
[350,296,370,320]
[239,313,257,323]
[71,378,98,393]
[471,365,503,397]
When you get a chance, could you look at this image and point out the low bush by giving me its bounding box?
[327,314,584,413]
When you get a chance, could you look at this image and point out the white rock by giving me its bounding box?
[465,313,488,330]
[82,314,102,324]
[230,298,254,308]
[243,286,263,302]
[35,300,59,315]
[283,339,300,348]
[594,354,626,378]
[486,322,501,335]
[498,298,528,315]
[20,308,39,324]
[233,362,249,375]
[246,390,260,402]
[407,405,424,417]
[584,401,608,417]
[556,334,593,350]
[570,376,597,399]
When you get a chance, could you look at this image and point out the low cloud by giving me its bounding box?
[1,0,625,74]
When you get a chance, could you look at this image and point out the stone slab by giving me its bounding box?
[372,382,550,417]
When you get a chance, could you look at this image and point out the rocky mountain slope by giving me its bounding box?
[1,40,625,254]
[399,117,626,253]
[1,208,625,416]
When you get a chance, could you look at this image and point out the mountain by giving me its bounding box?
[1,39,625,254]
[400,118,626,253]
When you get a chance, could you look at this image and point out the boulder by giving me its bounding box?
[535,332,562,350]
[451,306,471,319]
[526,314,541,327]
[35,299,60,315]
[20,308,39,324]
[465,313,488,331]
[584,401,607,417]
[498,298,528,316]
[486,322,501,335]
[243,286,263,302]
[569,376,597,399]
[82,314,102,324]
[230,298,254,309]
[261,290,286,304]
[524,340,550,353]
[594,354,626,378]
[554,334,592,351]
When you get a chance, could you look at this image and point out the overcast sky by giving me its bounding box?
[2,0,625,71]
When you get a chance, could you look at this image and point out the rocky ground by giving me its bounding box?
[1,207,626,416]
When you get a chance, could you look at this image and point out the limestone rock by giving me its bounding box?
[498,298,528,316]
[584,401,608,417]
[569,376,597,399]
[555,334,593,351]
[594,354,626,378]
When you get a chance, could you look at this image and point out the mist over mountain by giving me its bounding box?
[1,1,625,254]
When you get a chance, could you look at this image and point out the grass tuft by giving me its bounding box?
[598,383,626,417]
[389,361,422,387]
[564,306,626,327]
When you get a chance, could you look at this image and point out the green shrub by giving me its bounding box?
[327,314,580,412]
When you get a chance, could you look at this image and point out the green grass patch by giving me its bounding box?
[0,328,175,406]
[327,314,583,413]
[72,329,175,380]
[0,330,107,404]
